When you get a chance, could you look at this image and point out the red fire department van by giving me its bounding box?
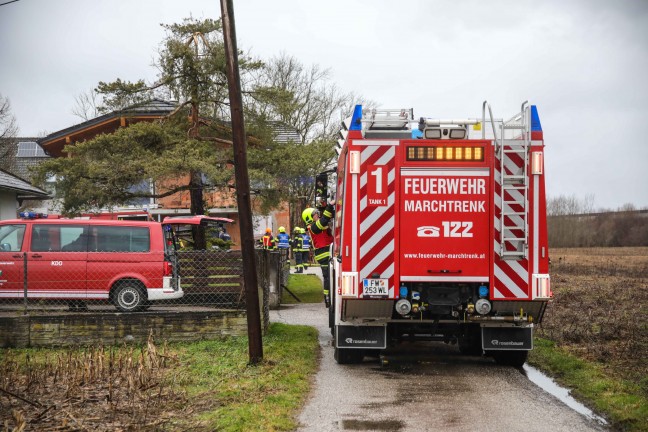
[323,101,551,366]
[0,215,183,311]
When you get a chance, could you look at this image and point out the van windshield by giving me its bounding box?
[0,224,26,252]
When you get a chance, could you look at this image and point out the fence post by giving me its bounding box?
[23,253,27,314]
[256,249,270,333]
[267,251,281,309]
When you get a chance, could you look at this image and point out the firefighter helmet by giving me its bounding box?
[265,227,272,233]
[278,226,286,233]
[302,208,318,224]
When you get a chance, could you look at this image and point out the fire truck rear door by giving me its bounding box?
[399,169,491,282]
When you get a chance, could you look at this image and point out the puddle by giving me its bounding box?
[522,365,608,425]
[339,419,404,431]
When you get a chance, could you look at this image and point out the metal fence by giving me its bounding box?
[0,248,289,315]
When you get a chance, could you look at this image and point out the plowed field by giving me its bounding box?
[539,247,648,385]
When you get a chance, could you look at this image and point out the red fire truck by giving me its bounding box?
[321,101,552,366]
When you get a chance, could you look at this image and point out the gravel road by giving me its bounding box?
[270,281,607,432]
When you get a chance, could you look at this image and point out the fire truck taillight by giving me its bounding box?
[532,151,543,175]
[407,146,484,162]
[340,272,358,298]
[349,151,361,174]
[532,274,552,299]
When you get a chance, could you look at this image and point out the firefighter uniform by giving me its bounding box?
[301,227,311,269]
[277,226,290,250]
[291,228,304,273]
[302,204,334,307]
[262,228,276,250]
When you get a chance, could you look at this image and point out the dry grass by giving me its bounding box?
[0,333,188,431]
[538,247,648,386]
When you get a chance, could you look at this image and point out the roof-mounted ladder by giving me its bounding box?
[499,102,531,260]
[482,101,531,260]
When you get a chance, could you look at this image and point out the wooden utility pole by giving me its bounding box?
[220,0,263,364]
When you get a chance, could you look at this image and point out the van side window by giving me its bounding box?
[0,224,26,252]
[33,225,87,252]
[61,226,88,251]
[95,226,150,252]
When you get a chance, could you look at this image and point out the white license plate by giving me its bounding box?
[362,279,388,296]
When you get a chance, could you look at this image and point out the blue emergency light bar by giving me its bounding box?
[531,105,542,132]
[349,105,363,131]
[19,211,48,219]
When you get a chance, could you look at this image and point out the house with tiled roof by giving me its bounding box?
[0,168,49,220]
[39,99,177,157]
[13,139,50,179]
[34,100,290,245]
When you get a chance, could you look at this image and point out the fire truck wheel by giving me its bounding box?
[112,281,146,312]
[334,346,364,364]
[490,350,528,368]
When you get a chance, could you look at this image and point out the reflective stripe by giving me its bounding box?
[315,250,330,261]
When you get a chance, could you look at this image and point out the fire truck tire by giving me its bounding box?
[111,281,146,312]
[334,347,364,364]
[490,350,528,368]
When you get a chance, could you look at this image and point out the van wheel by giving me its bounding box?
[112,282,146,312]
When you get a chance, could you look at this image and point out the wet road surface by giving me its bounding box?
[270,301,607,432]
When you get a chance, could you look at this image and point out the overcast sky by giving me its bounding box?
[1,0,647,210]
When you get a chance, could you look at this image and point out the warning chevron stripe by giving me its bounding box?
[358,144,396,295]
[493,150,530,299]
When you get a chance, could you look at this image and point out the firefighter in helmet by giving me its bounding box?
[291,227,304,273]
[276,226,290,251]
[302,203,334,307]
[262,227,276,250]
[300,227,311,270]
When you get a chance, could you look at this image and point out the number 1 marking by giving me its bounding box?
[370,167,383,193]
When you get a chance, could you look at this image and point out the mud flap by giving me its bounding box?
[482,326,533,351]
[336,325,386,349]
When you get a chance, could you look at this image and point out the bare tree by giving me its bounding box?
[253,53,374,145]
[249,53,375,228]
[547,194,596,247]
[0,92,19,172]
[71,89,102,121]
[548,196,648,247]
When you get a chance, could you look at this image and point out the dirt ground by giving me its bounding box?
[539,247,648,385]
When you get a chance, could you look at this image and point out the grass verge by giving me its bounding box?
[529,338,648,432]
[0,323,319,432]
[171,323,319,431]
[282,274,323,304]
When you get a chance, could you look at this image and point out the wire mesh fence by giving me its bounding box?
[0,248,289,315]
